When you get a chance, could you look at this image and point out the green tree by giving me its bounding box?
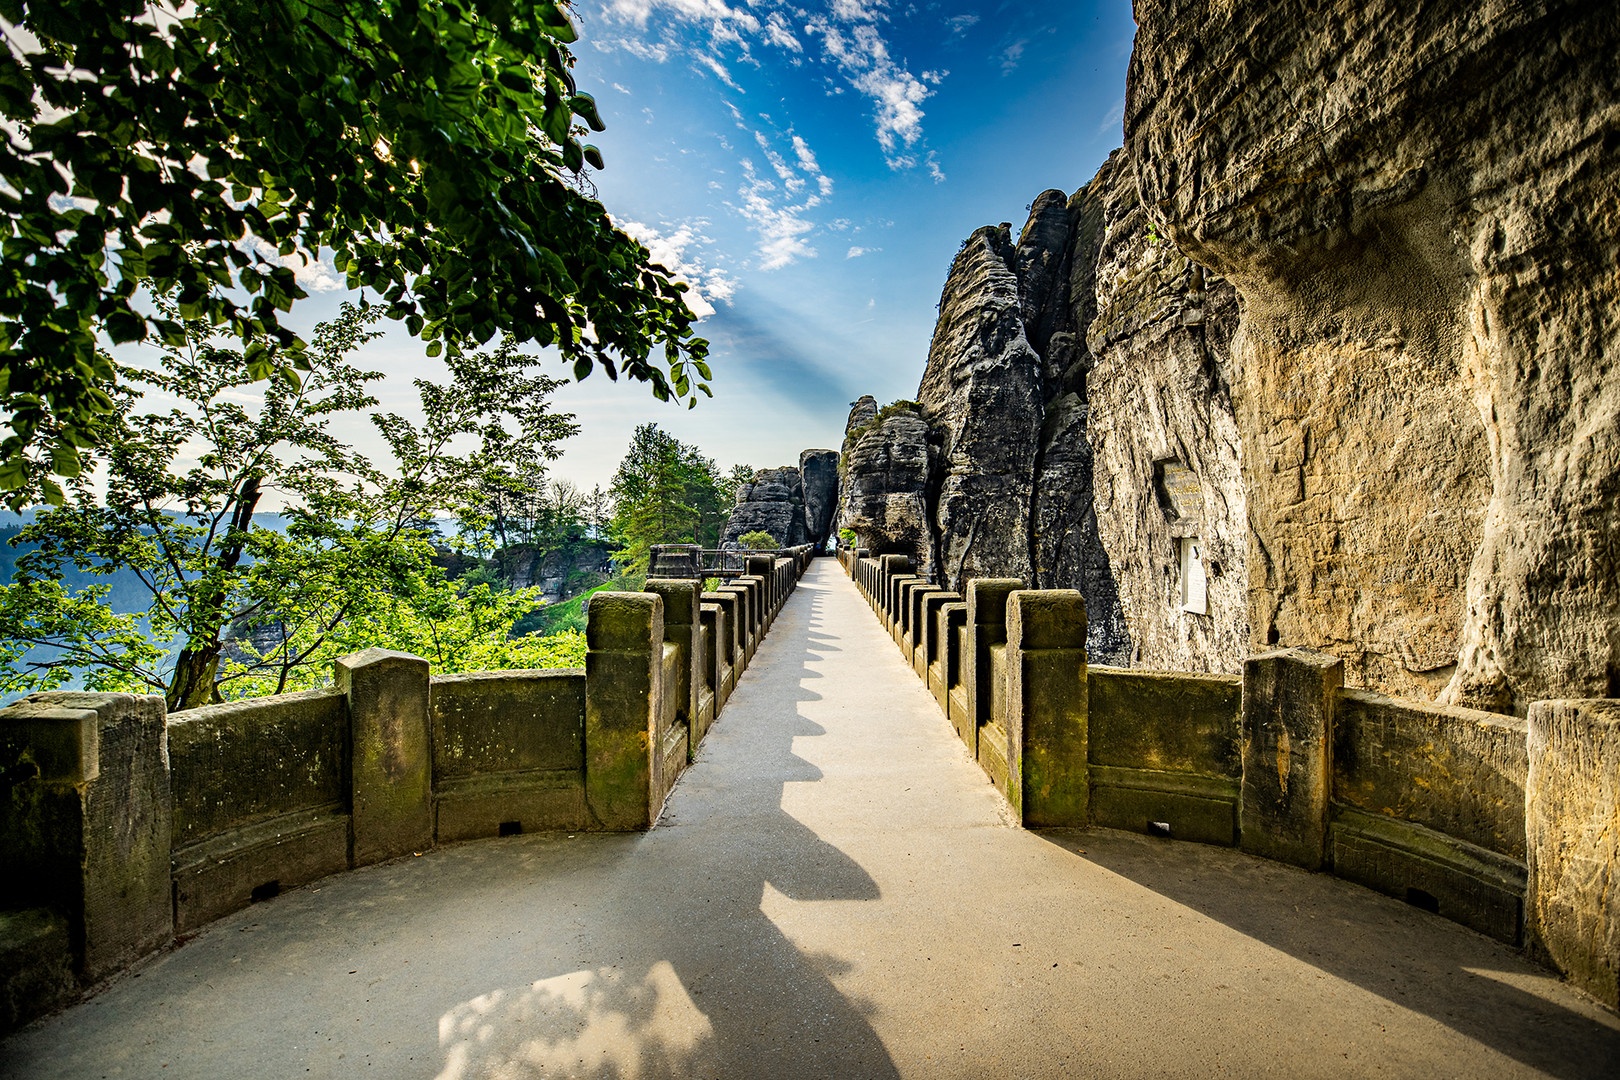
[604,425,735,576]
[0,0,711,506]
[0,302,576,708]
[608,424,692,579]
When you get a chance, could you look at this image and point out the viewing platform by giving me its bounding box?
[2,560,1617,1078]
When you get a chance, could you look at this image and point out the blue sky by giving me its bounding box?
[292,1,1137,493]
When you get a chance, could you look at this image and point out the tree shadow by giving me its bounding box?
[1040,828,1620,1080]
[434,571,900,1079]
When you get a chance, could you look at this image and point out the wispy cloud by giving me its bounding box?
[946,13,979,36]
[763,11,801,52]
[1000,39,1027,75]
[735,162,815,270]
[696,52,742,89]
[846,245,879,259]
[804,16,933,168]
[615,218,735,318]
[593,0,939,173]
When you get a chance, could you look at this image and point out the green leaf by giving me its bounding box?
[49,444,82,478]
[571,93,605,133]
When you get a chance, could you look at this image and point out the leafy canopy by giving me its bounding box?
[0,0,712,505]
[0,302,582,708]
[606,423,732,578]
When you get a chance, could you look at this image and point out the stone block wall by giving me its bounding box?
[0,547,815,1031]
[844,552,1619,1009]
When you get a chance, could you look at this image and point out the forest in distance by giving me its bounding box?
[0,307,762,710]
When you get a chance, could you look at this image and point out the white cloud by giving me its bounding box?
[805,18,933,166]
[846,246,879,259]
[829,0,883,21]
[250,238,343,292]
[755,130,796,181]
[611,82,632,94]
[763,12,801,51]
[597,0,936,172]
[945,13,978,35]
[696,52,743,89]
[1000,39,1027,75]
[615,218,735,319]
[734,160,818,270]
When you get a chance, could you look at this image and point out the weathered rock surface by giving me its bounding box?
[837,399,938,582]
[1129,0,1620,709]
[1082,152,1249,674]
[917,223,1043,591]
[844,0,1617,702]
[724,466,808,549]
[798,450,840,549]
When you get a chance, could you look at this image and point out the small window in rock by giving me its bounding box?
[1179,537,1208,615]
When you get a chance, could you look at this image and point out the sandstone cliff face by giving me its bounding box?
[798,450,840,548]
[838,398,938,582]
[1129,0,1620,710]
[1083,152,1249,674]
[842,152,1249,671]
[724,466,808,548]
[917,224,1043,590]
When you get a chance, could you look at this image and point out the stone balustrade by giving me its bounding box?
[842,550,1620,1010]
[0,546,815,1031]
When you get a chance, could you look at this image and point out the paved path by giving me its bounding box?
[5,561,1618,1079]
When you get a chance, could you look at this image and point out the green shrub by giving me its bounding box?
[739,530,778,550]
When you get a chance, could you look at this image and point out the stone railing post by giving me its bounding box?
[335,649,433,868]
[1007,590,1089,827]
[644,579,701,758]
[879,555,911,618]
[1526,699,1620,1009]
[699,601,728,724]
[702,591,739,707]
[914,589,955,679]
[584,593,664,830]
[965,580,1022,758]
[737,575,766,646]
[887,574,918,638]
[716,583,755,666]
[1239,648,1341,870]
[0,692,171,983]
[896,579,925,647]
[929,597,965,714]
[745,555,775,617]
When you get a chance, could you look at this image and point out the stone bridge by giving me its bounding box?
[2,557,1617,1077]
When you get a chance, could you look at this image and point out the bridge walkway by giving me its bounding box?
[4,559,1617,1078]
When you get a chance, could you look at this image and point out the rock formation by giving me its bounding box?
[1081,153,1249,674]
[844,160,1247,670]
[842,0,1619,708]
[798,449,840,549]
[837,396,939,580]
[842,0,1613,705]
[1129,0,1619,710]
[724,466,809,549]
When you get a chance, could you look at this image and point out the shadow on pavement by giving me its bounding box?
[1040,828,1620,1080]
[433,571,901,1080]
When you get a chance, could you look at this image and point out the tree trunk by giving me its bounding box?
[165,476,261,711]
[166,647,221,711]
